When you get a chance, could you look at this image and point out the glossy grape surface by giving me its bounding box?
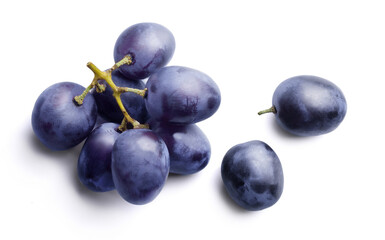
[145,66,221,124]
[272,75,347,136]
[111,129,170,205]
[221,140,284,211]
[150,121,211,175]
[93,71,148,123]
[31,82,97,150]
[78,123,120,192]
[114,22,176,80]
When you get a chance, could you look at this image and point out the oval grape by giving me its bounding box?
[145,66,221,124]
[221,140,284,211]
[150,121,211,175]
[114,22,176,80]
[272,75,347,136]
[111,129,170,205]
[78,123,120,192]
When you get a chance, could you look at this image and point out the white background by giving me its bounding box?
[1,0,385,239]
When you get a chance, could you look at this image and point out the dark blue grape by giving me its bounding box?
[150,121,211,175]
[221,140,284,211]
[31,82,97,151]
[77,123,120,192]
[145,66,221,124]
[111,129,170,205]
[272,75,347,136]
[93,71,149,123]
[114,22,176,80]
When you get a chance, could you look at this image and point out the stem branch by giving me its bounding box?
[83,59,148,130]
[109,55,133,72]
[119,87,147,97]
[73,77,98,105]
[258,106,277,115]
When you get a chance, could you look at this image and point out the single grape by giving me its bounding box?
[150,121,211,175]
[93,71,149,123]
[221,140,284,211]
[111,129,170,205]
[145,66,221,124]
[266,75,347,136]
[77,123,120,192]
[31,82,97,151]
[114,22,176,80]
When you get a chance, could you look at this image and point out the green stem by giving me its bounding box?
[120,87,147,97]
[95,82,106,93]
[117,118,129,132]
[85,61,148,130]
[109,55,133,72]
[117,117,149,132]
[73,78,98,105]
[258,106,277,115]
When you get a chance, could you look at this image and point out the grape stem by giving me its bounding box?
[73,79,98,106]
[74,55,148,130]
[258,106,277,115]
[109,54,133,72]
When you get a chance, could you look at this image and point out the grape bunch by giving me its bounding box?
[31,22,221,205]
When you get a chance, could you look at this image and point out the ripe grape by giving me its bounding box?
[272,75,347,136]
[114,22,176,80]
[145,66,221,124]
[111,129,170,205]
[31,82,97,150]
[221,140,284,211]
[93,71,149,123]
[77,123,120,192]
[150,121,211,175]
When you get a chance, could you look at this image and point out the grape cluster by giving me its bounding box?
[32,22,221,205]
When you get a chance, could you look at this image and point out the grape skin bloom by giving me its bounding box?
[114,22,176,80]
[150,121,211,175]
[77,123,120,192]
[272,75,347,136]
[221,140,284,211]
[145,66,221,124]
[31,82,97,150]
[111,129,170,205]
